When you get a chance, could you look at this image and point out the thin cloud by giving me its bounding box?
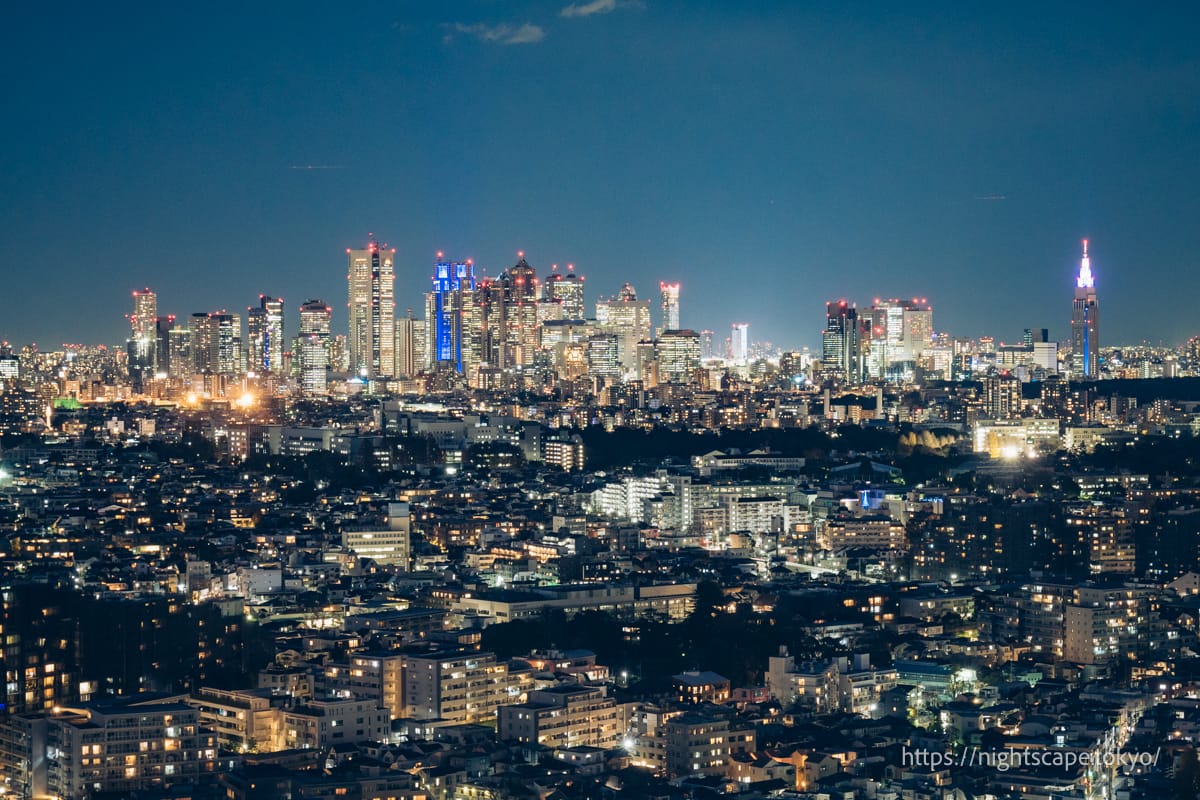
[561,0,616,17]
[449,22,545,45]
[974,194,1007,201]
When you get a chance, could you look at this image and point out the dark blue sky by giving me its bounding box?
[2,2,1198,349]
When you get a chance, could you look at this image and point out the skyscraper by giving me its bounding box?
[347,240,396,379]
[395,308,424,378]
[822,301,862,384]
[659,282,681,336]
[1071,239,1100,379]
[545,263,586,320]
[484,254,539,370]
[656,329,701,384]
[126,288,157,390]
[247,295,284,376]
[730,323,750,365]
[298,300,331,395]
[427,256,477,374]
[864,298,933,379]
[596,282,652,375]
[192,312,241,377]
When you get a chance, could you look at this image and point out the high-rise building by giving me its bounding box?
[395,308,424,378]
[864,298,932,379]
[545,263,586,320]
[698,330,715,361]
[154,315,174,379]
[247,295,284,376]
[1071,239,1100,379]
[596,282,652,375]
[192,312,241,377]
[484,254,539,370]
[656,329,701,384]
[126,288,157,390]
[983,371,1021,419]
[586,333,622,381]
[347,240,396,379]
[427,256,477,374]
[822,301,862,384]
[659,282,681,336]
[298,300,331,395]
[730,323,750,365]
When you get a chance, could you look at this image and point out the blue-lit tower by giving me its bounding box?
[428,255,476,373]
[1071,239,1099,379]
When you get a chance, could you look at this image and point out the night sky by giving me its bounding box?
[2,2,1198,349]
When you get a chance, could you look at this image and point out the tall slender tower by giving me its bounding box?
[347,239,396,379]
[427,255,477,374]
[822,301,862,384]
[247,295,284,376]
[298,300,332,395]
[1071,239,1099,379]
[126,288,158,390]
[659,282,681,336]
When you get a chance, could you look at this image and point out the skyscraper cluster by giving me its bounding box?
[117,237,1103,399]
[815,240,1101,385]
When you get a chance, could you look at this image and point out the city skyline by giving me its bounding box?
[2,4,1198,347]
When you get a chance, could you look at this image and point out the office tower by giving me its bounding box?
[699,330,715,361]
[153,315,174,379]
[188,312,209,374]
[298,300,331,395]
[730,323,750,365]
[489,254,539,369]
[596,282,652,374]
[395,308,424,377]
[428,256,477,374]
[1071,239,1100,379]
[545,263,586,320]
[659,282,681,336]
[0,342,18,381]
[247,295,284,376]
[192,312,241,376]
[586,333,622,380]
[167,326,191,379]
[346,240,396,379]
[1033,340,1058,374]
[865,298,933,378]
[656,329,701,384]
[126,288,157,390]
[822,301,862,384]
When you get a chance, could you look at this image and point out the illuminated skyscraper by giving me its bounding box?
[247,295,284,376]
[1071,239,1100,379]
[167,325,191,379]
[395,309,424,378]
[427,256,477,374]
[865,298,932,379]
[656,329,701,384]
[483,254,539,370]
[586,333,622,381]
[545,263,586,320]
[298,300,331,395]
[822,301,862,384]
[659,282,681,336]
[126,288,157,390]
[347,240,396,379]
[191,312,242,378]
[730,323,750,365]
[596,282,652,375]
